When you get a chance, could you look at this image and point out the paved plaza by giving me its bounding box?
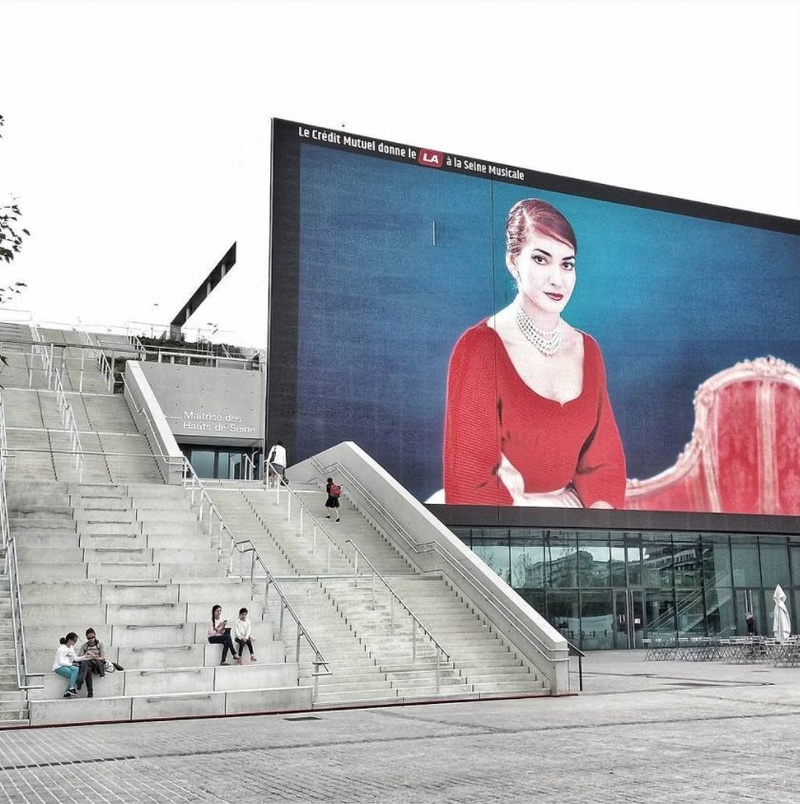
[1,651,799,803]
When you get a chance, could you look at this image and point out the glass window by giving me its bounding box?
[675,589,706,636]
[625,542,644,586]
[731,542,761,587]
[579,590,614,650]
[518,588,545,617]
[188,448,215,478]
[759,538,791,589]
[543,532,578,588]
[576,535,611,588]
[672,535,702,589]
[546,590,579,640]
[217,451,230,479]
[701,536,732,587]
[642,541,674,588]
[510,533,545,589]
[791,547,800,589]
[734,589,766,637]
[472,534,511,584]
[645,589,676,638]
[704,586,735,637]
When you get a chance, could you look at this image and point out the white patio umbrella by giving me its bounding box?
[772,584,792,641]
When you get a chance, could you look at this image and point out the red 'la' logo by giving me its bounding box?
[418,149,443,168]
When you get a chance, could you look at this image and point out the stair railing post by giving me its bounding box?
[48,343,54,389]
[79,350,85,393]
[312,523,317,554]
[352,551,358,587]
[370,571,375,610]
[435,647,441,694]
[28,344,34,387]
[412,620,417,662]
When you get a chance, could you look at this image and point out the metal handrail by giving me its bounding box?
[312,459,567,670]
[0,398,9,554]
[6,538,43,691]
[181,462,331,699]
[344,538,449,685]
[29,325,86,481]
[243,453,257,481]
[228,538,332,695]
[0,398,44,693]
[567,641,586,691]
[255,470,450,691]
[254,463,352,574]
[146,349,259,370]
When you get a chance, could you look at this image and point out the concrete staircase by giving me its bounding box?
[1,320,555,727]
[11,481,311,725]
[207,487,551,706]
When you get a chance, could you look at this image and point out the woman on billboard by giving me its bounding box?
[443,198,626,508]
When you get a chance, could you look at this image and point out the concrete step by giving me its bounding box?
[27,666,295,702]
[28,682,312,725]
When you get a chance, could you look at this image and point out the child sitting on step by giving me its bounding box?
[233,607,257,664]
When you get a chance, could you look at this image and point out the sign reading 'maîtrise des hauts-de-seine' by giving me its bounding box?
[182,410,257,435]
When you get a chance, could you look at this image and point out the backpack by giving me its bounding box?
[330,483,341,497]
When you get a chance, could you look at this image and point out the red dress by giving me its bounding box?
[443,321,626,507]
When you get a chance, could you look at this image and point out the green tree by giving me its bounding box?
[0,114,29,302]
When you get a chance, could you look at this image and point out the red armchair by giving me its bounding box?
[625,356,800,515]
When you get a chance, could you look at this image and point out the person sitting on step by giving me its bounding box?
[52,632,87,698]
[233,607,257,664]
[76,627,107,698]
[207,605,238,665]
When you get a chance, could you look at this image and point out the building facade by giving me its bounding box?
[446,521,800,650]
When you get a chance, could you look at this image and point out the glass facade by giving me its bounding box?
[183,446,261,480]
[452,527,799,651]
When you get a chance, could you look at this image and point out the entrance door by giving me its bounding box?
[613,589,645,649]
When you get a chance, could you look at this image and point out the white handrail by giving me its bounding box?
[345,537,449,692]
[181,461,332,698]
[251,464,352,574]
[0,398,44,694]
[312,458,566,671]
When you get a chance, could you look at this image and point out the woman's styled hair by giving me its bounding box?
[239,607,248,616]
[211,605,222,619]
[60,632,79,644]
[85,628,96,638]
[506,199,577,262]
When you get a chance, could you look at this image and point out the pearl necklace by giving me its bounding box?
[516,303,563,357]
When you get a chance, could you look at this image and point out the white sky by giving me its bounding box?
[1,1,797,349]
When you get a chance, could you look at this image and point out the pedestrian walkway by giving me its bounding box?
[1,650,799,803]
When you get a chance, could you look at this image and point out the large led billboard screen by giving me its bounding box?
[268,118,800,517]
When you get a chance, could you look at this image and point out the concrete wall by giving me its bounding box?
[138,362,265,447]
[123,361,184,484]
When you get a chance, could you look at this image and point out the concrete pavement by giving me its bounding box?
[1,650,799,802]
